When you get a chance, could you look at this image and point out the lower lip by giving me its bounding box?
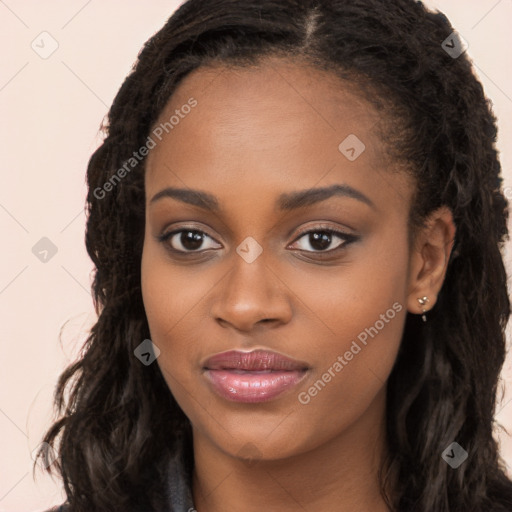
[204,369,307,403]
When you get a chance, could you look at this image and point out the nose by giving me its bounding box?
[210,250,293,333]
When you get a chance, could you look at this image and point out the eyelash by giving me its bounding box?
[157,225,358,257]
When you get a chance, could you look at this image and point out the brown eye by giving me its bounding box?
[290,229,357,253]
[159,229,222,253]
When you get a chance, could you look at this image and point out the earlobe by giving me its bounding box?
[417,296,429,322]
[406,206,456,319]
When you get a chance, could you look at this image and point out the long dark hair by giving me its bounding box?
[37,0,512,510]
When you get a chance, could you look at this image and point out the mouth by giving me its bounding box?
[202,349,309,403]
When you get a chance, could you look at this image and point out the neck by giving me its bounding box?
[191,387,393,512]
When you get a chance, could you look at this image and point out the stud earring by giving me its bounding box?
[417,296,429,322]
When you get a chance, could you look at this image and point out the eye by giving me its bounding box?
[289,228,357,253]
[158,228,222,253]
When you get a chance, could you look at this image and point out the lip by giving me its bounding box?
[203,349,309,403]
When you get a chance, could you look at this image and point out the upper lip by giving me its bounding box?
[203,349,309,371]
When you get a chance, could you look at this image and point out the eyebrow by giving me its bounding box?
[149,184,375,211]
[277,184,375,210]
[150,187,220,211]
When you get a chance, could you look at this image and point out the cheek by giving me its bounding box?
[295,304,405,449]
[140,240,222,412]
[141,232,221,338]
[288,227,408,351]
[293,232,409,428]
[141,242,197,362]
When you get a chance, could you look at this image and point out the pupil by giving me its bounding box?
[181,230,203,250]
[310,232,331,251]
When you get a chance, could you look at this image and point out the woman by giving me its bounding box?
[38,0,512,510]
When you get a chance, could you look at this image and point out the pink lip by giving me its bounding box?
[203,349,309,403]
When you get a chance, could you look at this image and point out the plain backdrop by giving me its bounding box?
[1,1,512,510]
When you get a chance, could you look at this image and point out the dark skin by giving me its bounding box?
[141,57,456,512]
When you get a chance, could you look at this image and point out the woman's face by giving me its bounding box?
[141,57,415,461]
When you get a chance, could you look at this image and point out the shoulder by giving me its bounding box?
[44,506,69,512]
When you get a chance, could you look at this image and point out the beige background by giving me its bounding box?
[1,1,511,510]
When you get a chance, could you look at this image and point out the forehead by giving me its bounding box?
[154,56,380,148]
[145,56,412,212]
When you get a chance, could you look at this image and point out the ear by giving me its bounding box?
[406,206,456,318]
